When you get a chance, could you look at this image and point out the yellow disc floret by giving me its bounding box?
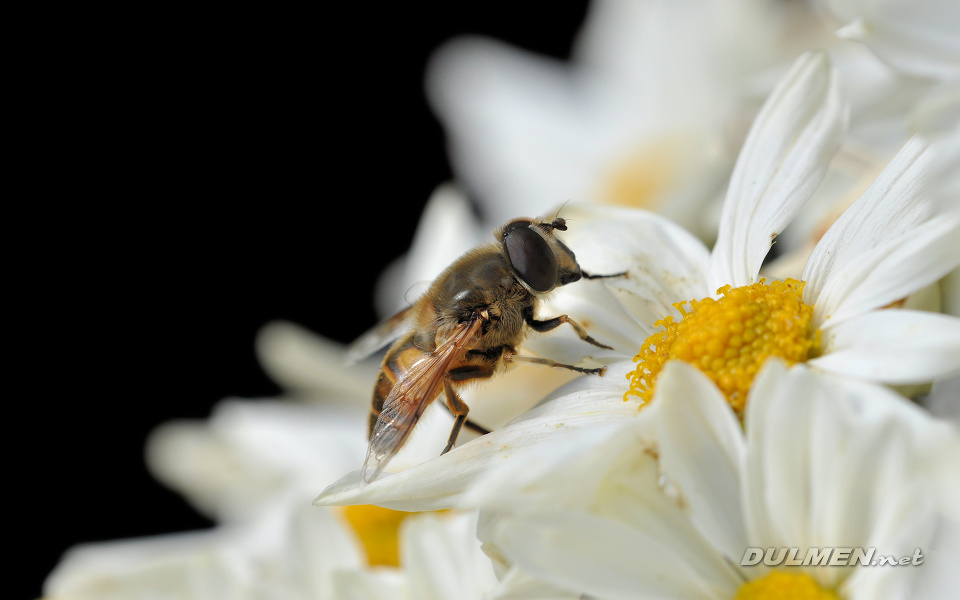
[625,279,820,414]
[736,570,839,600]
[340,504,413,567]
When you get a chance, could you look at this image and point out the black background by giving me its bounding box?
[27,5,589,598]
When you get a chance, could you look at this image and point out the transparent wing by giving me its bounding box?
[361,317,483,483]
[344,306,414,366]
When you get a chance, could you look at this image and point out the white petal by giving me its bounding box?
[709,51,848,290]
[803,136,931,304]
[831,1,960,80]
[912,85,960,205]
[492,511,734,600]
[834,421,935,599]
[742,363,954,590]
[839,482,933,599]
[654,361,748,563]
[43,529,253,600]
[290,505,367,600]
[588,424,745,594]
[247,502,370,599]
[810,309,960,384]
[456,362,583,433]
[832,374,960,522]
[814,408,930,591]
[468,401,742,596]
[944,266,960,317]
[254,320,376,400]
[330,569,408,600]
[425,36,595,227]
[146,400,367,522]
[814,423,907,588]
[374,183,487,318]
[910,81,960,144]
[812,211,960,327]
[579,0,800,105]
[557,203,711,330]
[928,374,960,423]
[742,361,820,549]
[314,362,642,510]
[907,517,960,600]
[527,275,654,365]
[802,135,960,324]
[45,496,369,600]
[464,419,644,515]
[402,511,497,600]
[483,566,582,600]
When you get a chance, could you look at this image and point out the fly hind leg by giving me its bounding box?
[440,378,471,455]
[439,363,498,454]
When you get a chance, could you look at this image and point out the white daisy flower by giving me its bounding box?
[472,360,960,600]
[254,319,380,405]
[48,366,498,599]
[552,55,960,414]
[426,0,828,242]
[145,397,368,523]
[314,49,960,511]
[43,499,366,600]
[146,319,388,521]
[46,395,376,599]
[44,496,497,600]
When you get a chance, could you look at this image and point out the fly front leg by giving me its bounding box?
[522,305,613,350]
[581,270,628,280]
[503,348,607,377]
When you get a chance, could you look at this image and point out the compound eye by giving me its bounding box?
[504,226,558,292]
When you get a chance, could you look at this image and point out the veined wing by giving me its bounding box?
[361,316,483,483]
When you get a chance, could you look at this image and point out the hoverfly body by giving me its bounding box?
[348,216,624,482]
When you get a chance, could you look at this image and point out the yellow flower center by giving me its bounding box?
[340,504,413,567]
[736,570,839,600]
[625,279,820,414]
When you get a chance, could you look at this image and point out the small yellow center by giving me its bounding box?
[625,279,820,414]
[599,138,684,210]
[736,571,839,600]
[340,504,413,567]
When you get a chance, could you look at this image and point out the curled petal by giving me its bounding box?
[810,210,960,328]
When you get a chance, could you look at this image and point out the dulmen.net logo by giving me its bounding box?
[741,547,925,567]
